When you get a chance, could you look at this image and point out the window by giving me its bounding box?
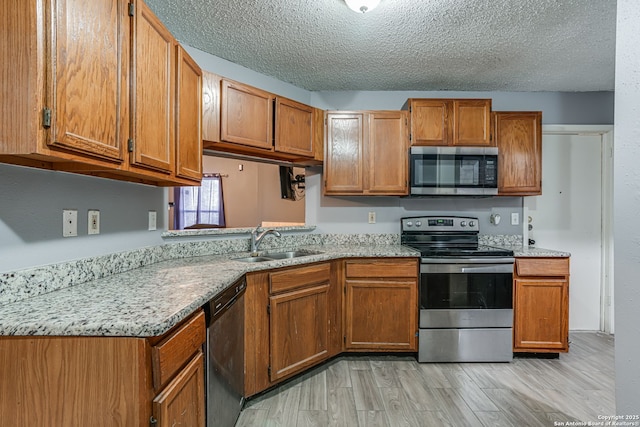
[174,175,225,229]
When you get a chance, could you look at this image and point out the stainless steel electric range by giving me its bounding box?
[401,216,515,363]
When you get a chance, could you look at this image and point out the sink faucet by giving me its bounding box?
[251,225,282,254]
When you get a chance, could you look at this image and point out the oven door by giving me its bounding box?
[410,146,498,196]
[418,258,514,362]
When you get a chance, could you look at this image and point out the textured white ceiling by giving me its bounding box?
[145,0,616,92]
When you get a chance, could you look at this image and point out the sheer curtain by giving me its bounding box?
[174,174,226,229]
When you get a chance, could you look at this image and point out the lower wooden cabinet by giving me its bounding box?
[513,257,570,353]
[269,263,332,382]
[344,259,419,351]
[0,310,206,427]
[152,352,205,427]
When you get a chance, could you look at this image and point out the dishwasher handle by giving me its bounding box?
[205,277,246,325]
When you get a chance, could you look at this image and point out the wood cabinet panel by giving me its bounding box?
[494,111,542,195]
[269,283,330,382]
[221,79,273,150]
[408,99,449,146]
[202,71,221,143]
[408,98,492,147]
[367,111,409,194]
[452,99,492,146]
[324,112,365,193]
[153,351,205,427]
[275,97,314,157]
[345,258,417,278]
[270,263,331,294]
[345,279,417,350]
[175,45,202,182]
[516,257,569,277]
[49,0,127,163]
[324,111,408,195]
[513,257,570,353]
[344,258,418,351]
[0,336,149,426]
[130,0,174,174]
[151,310,206,391]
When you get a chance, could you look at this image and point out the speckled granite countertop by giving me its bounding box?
[506,246,571,257]
[0,244,418,337]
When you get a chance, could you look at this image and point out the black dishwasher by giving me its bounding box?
[204,277,246,427]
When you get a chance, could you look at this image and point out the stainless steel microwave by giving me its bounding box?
[409,146,498,196]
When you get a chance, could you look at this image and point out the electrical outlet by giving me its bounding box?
[511,212,520,226]
[368,211,376,224]
[63,209,78,237]
[148,210,157,231]
[88,210,100,235]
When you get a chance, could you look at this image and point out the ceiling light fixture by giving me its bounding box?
[345,0,381,14]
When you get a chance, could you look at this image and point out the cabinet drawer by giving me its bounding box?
[515,257,570,277]
[345,259,418,278]
[270,263,330,294]
[151,310,206,391]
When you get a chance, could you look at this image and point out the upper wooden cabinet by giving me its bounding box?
[494,111,542,195]
[0,0,202,186]
[513,257,570,353]
[175,45,203,182]
[130,0,174,175]
[221,79,274,150]
[324,110,409,196]
[407,99,492,147]
[203,76,321,164]
[274,97,314,157]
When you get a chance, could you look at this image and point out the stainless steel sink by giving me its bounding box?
[231,256,274,263]
[232,250,323,263]
[263,250,322,259]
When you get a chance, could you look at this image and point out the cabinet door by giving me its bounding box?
[202,71,221,143]
[495,111,542,195]
[324,112,365,194]
[275,97,314,157]
[221,80,273,150]
[269,283,330,382]
[175,45,202,182]
[153,351,205,427]
[409,99,449,146]
[513,278,568,352]
[48,0,128,163]
[367,111,409,195]
[130,0,174,173]
[452,99,492,146]
[345,279,417,351]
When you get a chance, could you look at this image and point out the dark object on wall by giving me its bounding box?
[279,166,305,201]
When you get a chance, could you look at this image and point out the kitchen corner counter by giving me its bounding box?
[0,244,418,338]
[508,246,571,257]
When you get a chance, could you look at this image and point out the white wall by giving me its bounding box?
[0,163,165,273]
[614,0,640,414]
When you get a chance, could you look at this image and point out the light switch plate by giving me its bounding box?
[148,210,157,231]
[511,212,520,226]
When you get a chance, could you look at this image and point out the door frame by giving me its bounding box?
[541,125,614,334]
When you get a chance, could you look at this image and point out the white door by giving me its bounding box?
[524,133,603,331]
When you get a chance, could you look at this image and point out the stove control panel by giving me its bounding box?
[401,216,479,232]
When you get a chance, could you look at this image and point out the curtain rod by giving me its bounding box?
[203,173,229,178]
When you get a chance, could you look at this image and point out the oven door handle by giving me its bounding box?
[421,262,514,274]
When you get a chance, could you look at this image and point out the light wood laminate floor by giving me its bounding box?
[236,332,614,427]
